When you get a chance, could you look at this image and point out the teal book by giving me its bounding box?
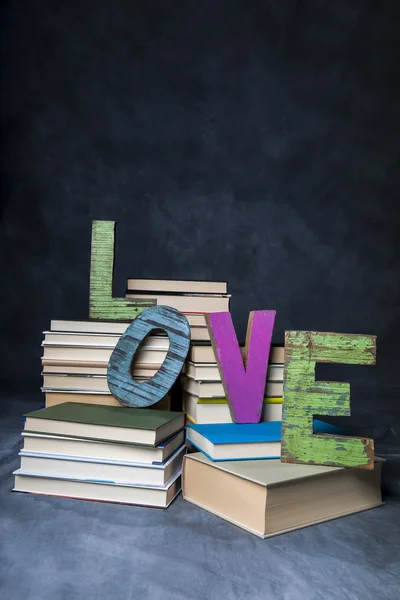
[186,420,346,462]
[186,422,281,461]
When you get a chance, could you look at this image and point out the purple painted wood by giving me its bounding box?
[206,311,276,423]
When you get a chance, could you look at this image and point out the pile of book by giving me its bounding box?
[41,319,171,408]
[13,403,186,508]
[125,278,230,341]
[182,344,284,424]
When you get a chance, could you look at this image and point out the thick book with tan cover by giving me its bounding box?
[182,453,383,538]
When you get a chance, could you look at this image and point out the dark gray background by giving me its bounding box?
[1,1,399,447]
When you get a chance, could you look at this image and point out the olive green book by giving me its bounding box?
[24,403,184,446]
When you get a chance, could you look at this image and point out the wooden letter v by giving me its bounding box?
[205,311,276,423]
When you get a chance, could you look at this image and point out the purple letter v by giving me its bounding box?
[205,311,276,424]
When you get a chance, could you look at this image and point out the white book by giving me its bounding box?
[42,364,160,376]
[184,361,283,382]
[183,393,282,424]
[182,375,283,398]
[22,431,185,464]
[51,320,129,334]
[43,332,169,348]
[18,445,186,487]
[188,344,285,364]
[42,373,158,392]
[125,293,230,313]
[41,346,167,364]
[126,279,227,294]
[13,469,182,508]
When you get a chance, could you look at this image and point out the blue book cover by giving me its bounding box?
[186,420,345,446]
[187,421,282,445]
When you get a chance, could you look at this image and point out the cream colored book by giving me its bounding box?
[126,279,227,294]
[182,375,283,398]
[183,393,282,424]
[42,364,160,377]
[51,320,129,334]
[184,314,208,327]
[184,361,283,381]
[183,454,383,538]
[42,373,158,392]
[50,319,210,342]
[43,390,171,410]
[188,344,284,364]
[43,332,169,348]
[21,430,185,464]
[42,346,167,364]
[18,445,186,487]
[13,469,182,508]
[126,292,230,313]
[190,327,210,341]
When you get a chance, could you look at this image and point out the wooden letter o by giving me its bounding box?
[107,305,190,408]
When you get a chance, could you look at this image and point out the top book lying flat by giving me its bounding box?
[24,403,185,446]
[126,279,227,294]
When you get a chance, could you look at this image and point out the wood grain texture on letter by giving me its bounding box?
[89,220,155,321]
[206,311,276,423]
[281,331,376,469]
[107,305,190,408]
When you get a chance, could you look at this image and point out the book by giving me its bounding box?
[21,430,185,463]
[186,422,282,461]
[184,314,209,327]
[189,327,211,341]
[183,453,383,538]
[13,469,182,508]
[43,332,169,348]
[126,279,227,294]
[42,390,171,409]
[182,376,283,398]
[18,445,186,487]
[51,320,129,334]
[42,374,159,392]
[183,393,283,424]
[125,293,230,313]
[42,346,167,364]
[50,320,209,341]
[42,365,160,376]
[184,361,283,382]
[24,403,185,445]
[188,344,285,364]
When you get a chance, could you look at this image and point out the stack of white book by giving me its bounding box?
[14,403,185,508]
[125,278,230,341]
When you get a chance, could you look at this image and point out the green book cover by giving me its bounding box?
[24,402,184,431]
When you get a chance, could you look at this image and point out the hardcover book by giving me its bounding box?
[21,430,185,464]
[24,403,185,445]
[183,453,383,537]
[186,422,282,461]
[14,468,182,508]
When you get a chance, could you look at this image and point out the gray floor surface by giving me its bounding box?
[1,398,399,600]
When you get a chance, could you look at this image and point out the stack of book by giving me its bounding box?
[14,403,186,508]
[182,344,285,424]
[125,279,230,341]
[41,320,171,408]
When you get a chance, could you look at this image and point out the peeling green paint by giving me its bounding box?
[89,221,155,321]
[281,330,376,469]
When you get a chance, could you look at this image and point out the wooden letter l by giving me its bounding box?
[206,311,276,423]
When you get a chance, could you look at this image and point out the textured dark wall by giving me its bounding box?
[1,1,399,440]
